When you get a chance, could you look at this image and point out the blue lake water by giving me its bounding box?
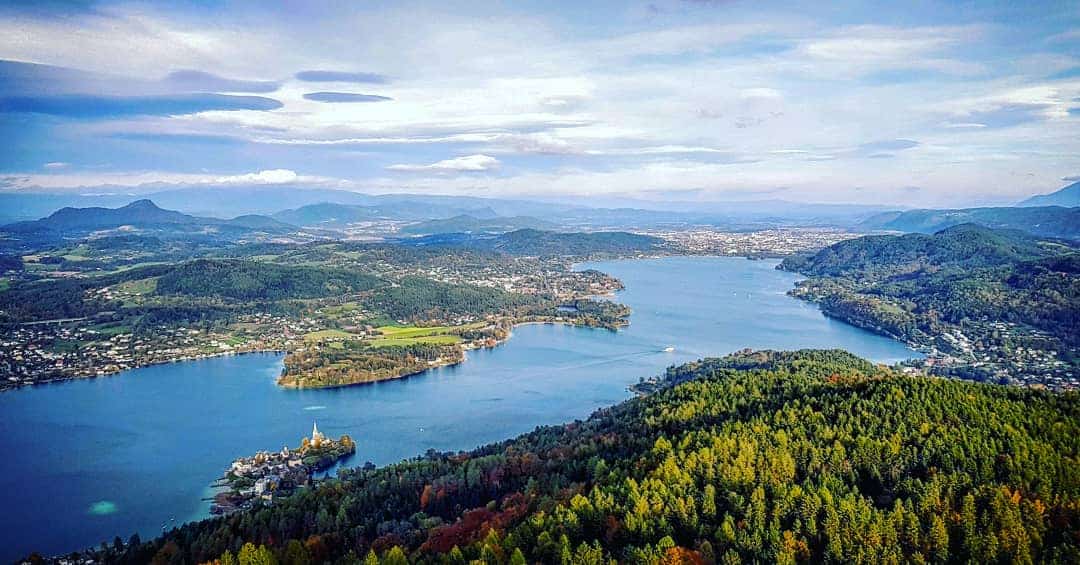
[0,257,917,559]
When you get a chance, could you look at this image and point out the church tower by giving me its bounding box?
[311,421,325,447]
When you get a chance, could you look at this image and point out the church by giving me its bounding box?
[310,421,327,448]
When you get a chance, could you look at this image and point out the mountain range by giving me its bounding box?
[270,202,500,227]
[397,214,556,236]
[0,187,897,230]
[0,200,298,251]
[1,180,1077,236]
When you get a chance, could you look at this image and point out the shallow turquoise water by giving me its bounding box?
[0,257,917,559]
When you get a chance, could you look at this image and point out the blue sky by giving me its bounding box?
[0,0,1077,207]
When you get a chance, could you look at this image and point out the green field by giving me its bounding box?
[89,322,132,337]
[301,323,486,347]
[0,278,9,292]
[375,322,485,338]
[321,302,363,319]
[115,277,159,295]
[303,329,362,342]
[100,261,169,276]
[375,325,455,338]
[368,335,461,347]
[365,323,486,347]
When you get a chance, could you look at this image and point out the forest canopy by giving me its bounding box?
[83,349,1080,565]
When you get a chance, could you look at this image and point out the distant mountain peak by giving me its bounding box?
[124,199,163,210]
[4,199,293,239]
[1019,180,1080,207]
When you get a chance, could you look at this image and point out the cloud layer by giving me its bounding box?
[0,2,1077,206]
[302,92,393,103]
[0,93,282,117]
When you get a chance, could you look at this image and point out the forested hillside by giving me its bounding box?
[781,224,1079,385]
[781,223,1057,277]
[156,259,384,301]
[76,350,1080,564]
[780,224,1078,344]
[369,277,545,322]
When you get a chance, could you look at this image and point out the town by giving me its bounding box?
[649,227,859,257]
[900,321,1078,392]
[0,313,316,390]
[212,422,356,515]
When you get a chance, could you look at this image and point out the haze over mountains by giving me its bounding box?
[859,206,1080,240]
[0,186,894,228]
[2,180,1078,243]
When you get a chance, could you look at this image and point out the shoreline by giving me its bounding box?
[2,316,628,395]
[277,316,625,391]
[2,256,808,395]
[4,255,915,396]
[0,348,287,393]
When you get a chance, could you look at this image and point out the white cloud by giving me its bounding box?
[793,24,987,78]
[801,26,961,62]
[43,162,69,169]
[1,169,330,191]
[388,154,500,172]
[216,169,298,184]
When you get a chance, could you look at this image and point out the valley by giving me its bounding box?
[0,197,1077,562]
[4,3,1080,562]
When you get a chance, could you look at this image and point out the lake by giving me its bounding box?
[0,257,918,559]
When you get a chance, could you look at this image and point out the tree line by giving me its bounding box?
[52,349,1079,564]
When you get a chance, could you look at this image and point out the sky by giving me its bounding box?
[0,0,1078,208]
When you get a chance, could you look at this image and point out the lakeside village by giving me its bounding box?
[0,314,318,390]
[211,422,356,515]
[0,258,625,391]
[898,321,1078,392]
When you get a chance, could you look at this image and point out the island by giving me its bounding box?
[211,422,355,515]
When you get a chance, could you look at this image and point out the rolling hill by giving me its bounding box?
[398,214,556,236]
[271,202,502,227]
[859,205,1080,240]
[270,202,386,226]
[785,223,1060,277]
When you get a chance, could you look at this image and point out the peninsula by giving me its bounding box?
[212,422,356,515]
